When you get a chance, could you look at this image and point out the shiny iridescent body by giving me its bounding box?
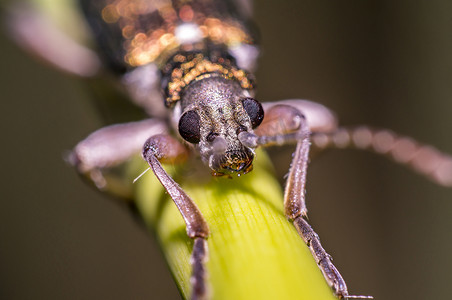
[8,1,452,299]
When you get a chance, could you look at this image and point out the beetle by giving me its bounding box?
[7,0,452,299]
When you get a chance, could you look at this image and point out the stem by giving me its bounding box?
[134,150,337,300]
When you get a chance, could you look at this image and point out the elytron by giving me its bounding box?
[8,0,452,299]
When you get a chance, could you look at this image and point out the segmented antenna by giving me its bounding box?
[312,126,452,186]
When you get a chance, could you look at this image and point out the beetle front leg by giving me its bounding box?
[70,118,168,197]
[254,103,372,299]
[142,134,210,300]
[6,3,101,77]
[70,119,167,181]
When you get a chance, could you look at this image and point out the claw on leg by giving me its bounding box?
[258,101,373,299]
[293,217,373,299]
[293,216,349,298]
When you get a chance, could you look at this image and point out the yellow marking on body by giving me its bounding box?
[164,53,254,106]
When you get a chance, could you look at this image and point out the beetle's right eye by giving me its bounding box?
[242,97,264,129]
[178,110,201,143]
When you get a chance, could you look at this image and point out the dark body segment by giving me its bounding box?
[79,0,257,74]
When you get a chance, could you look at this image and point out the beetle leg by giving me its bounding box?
[191,238,209,300]
[142,134,210,300]
[261,99,338,134]
[6,3,101,77]
[70,118,168,194]
[255,104,372,299]
[312,126,452,187]
[255,105,311,218]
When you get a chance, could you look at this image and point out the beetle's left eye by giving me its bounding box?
[242,97,264,129]
[178,110,201,143]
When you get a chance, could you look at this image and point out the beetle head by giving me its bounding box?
[177,77,263,176]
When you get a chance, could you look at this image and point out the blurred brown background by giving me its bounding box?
[1,0,451,299]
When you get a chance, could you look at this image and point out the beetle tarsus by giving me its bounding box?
[191,238,209,300]
[293,216,350,298]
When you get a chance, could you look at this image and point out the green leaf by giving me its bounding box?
[134,150,337,300]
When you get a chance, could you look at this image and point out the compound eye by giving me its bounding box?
[242,98,264,129]
[178,110,201,143]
